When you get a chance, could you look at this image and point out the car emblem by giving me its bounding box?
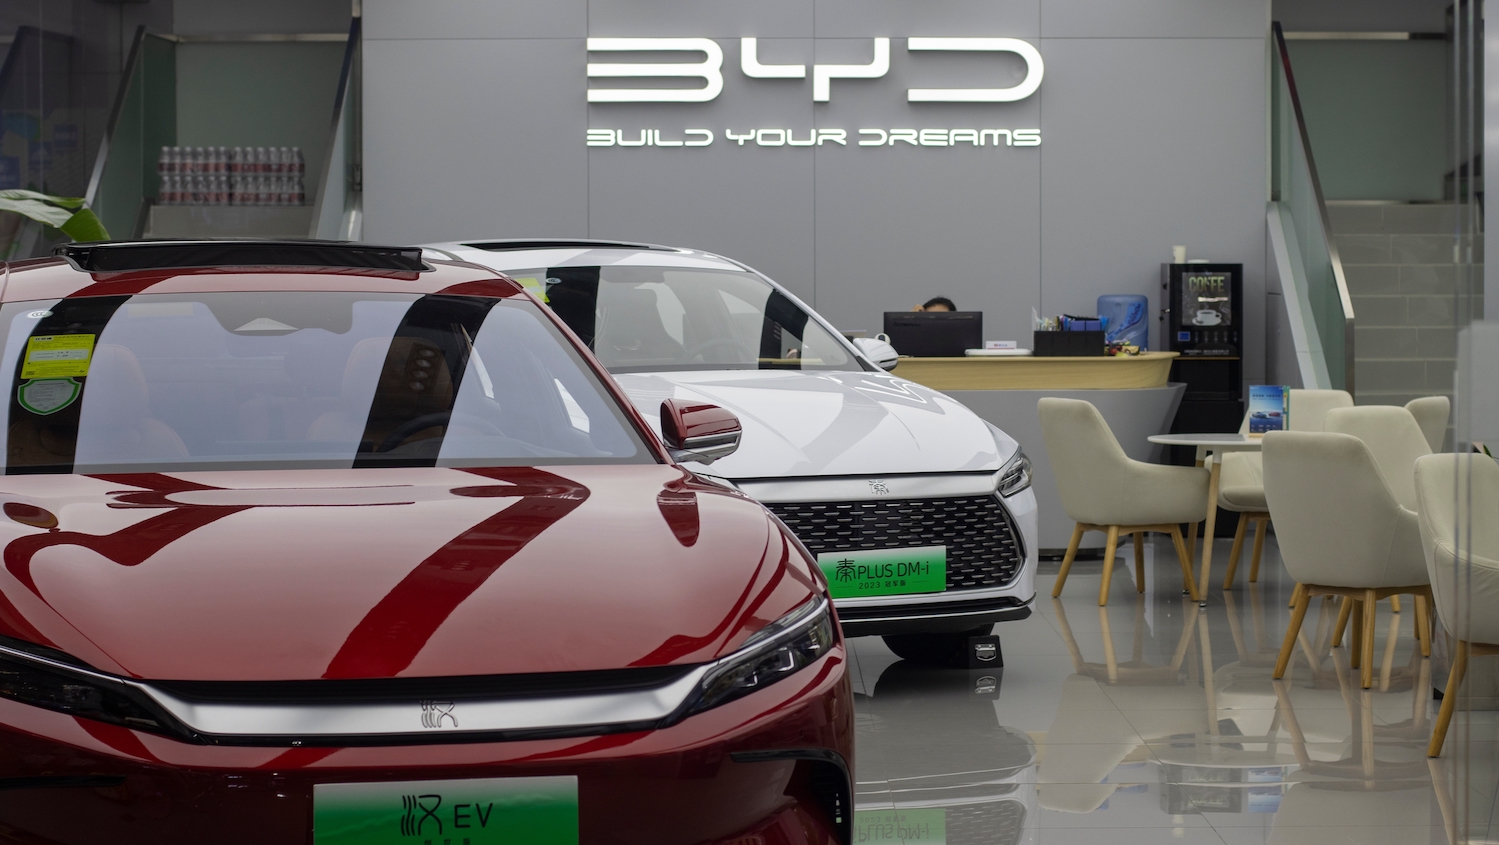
[868,479,890,496]
[420,700,458,729]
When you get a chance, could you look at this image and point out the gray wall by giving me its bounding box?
[1272,0,1449,33]
[1286,40,1450,201]
[363,0,1270,381]
[175,42,346,193]
[173,0,350,35]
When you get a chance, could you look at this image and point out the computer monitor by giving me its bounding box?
[881,312,983,358]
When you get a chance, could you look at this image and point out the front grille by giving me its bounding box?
[944,800,1027,845]
[767,495,1025,592]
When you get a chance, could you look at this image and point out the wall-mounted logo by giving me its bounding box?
[586,37,1044,104]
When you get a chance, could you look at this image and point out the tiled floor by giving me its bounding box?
[848,533,1498,845]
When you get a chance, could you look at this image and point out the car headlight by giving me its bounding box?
[997,449,1031,498]
[684,595,835,716]
[0,639,184,738]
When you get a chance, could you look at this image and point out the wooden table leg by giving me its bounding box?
[1195,455,1222,605]
[1188,457,1205,564]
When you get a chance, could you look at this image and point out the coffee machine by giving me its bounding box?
[1161,263,1245,476]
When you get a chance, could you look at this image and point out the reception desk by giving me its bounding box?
[894,351,1178,391]
[893,352,1184,554]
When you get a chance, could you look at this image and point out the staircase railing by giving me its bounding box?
[84,26,177,241]
[309,18,361,240]
[1268,22,1356,393]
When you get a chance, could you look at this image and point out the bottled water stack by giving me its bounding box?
[156,146,307,207]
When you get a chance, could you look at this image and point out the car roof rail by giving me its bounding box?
[460,239,681,253]
[54,240,430,273]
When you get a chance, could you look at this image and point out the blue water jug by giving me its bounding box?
[1097,295,1149,350]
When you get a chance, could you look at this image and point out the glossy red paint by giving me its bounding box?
[660,399,743,448]
[0,636,852,844]
[0,258,526,302]
[0,465,818,680]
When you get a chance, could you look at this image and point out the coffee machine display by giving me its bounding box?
[1167,265,1241,358]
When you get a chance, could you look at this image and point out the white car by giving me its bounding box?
[423,239,1038,661]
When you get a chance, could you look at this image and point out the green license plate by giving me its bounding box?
[313,776,577,845]
[854,808,947,843]
[816,545,946,599]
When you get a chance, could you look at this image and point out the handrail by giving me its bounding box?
[1271,21,1355,394]
[85,25,147,209]
[309,17,361,240]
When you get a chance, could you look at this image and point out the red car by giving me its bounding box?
[0,241,851,844]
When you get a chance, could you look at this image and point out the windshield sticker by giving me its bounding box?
[17,378,81,415]
[512,277,550,303]
[21,334,96,379]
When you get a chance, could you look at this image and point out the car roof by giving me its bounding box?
[423,239,749,274]
[2,241,526,303]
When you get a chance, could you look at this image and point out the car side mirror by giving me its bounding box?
[660,399,742,465]
[852,335,899,371]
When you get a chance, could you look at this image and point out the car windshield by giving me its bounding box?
[506,265,862,373]
[0,292,650,474]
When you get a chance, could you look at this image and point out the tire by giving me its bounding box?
[882,624,995,666]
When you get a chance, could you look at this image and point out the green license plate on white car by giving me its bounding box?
[313,776,577,845]
[816,545,947,599]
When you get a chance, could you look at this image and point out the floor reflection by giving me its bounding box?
[854,660,1037,844]
[847,534,1480,845]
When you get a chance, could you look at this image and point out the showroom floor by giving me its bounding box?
[848,533,1499,844]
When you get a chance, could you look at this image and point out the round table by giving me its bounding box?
[1148,433,1263,605]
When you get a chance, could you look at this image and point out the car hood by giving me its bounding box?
[613,370,1014,479]
[0,466,815,681]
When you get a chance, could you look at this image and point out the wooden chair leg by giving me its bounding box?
[1274,583,1313,679]
[1249,518,1267,582]
[1415,592,1432,657]
[1391,594,1402,613]
[1350,598,1364,669]
[1052,523,1085,598]
[1169,525,1197,597]
[1430,639,1470,757]
[1133,532,1145,593]
[1333,596,1353,648]
[1289,582,1305,610]
[1222,515,1249,591]
[1098,525,1121,607]
[1360,588,1377,689]
[1187,519,1200,565]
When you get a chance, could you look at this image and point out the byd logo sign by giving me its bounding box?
[585,37,1044,103]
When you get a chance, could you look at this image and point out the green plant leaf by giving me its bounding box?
[0,195,75,229]
[59,208,109,243]
[0,189,84,209]
[0,190,107,242]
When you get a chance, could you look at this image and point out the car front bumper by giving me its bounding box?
[737,474,1039,638]
[0,646,852,845]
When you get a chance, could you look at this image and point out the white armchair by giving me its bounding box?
[1414,453,1499,756]
[1220,389,1353,591]
[1264,431,1433,689]
[1038,397,1205,605]
[1405,395,1451,453]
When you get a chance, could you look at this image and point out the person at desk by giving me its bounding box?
[912,296,956,312]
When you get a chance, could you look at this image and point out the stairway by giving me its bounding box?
[1329,202,1483,438]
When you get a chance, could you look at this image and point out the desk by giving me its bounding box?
[894,351,1178,391]
[1148,433,1262,605]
